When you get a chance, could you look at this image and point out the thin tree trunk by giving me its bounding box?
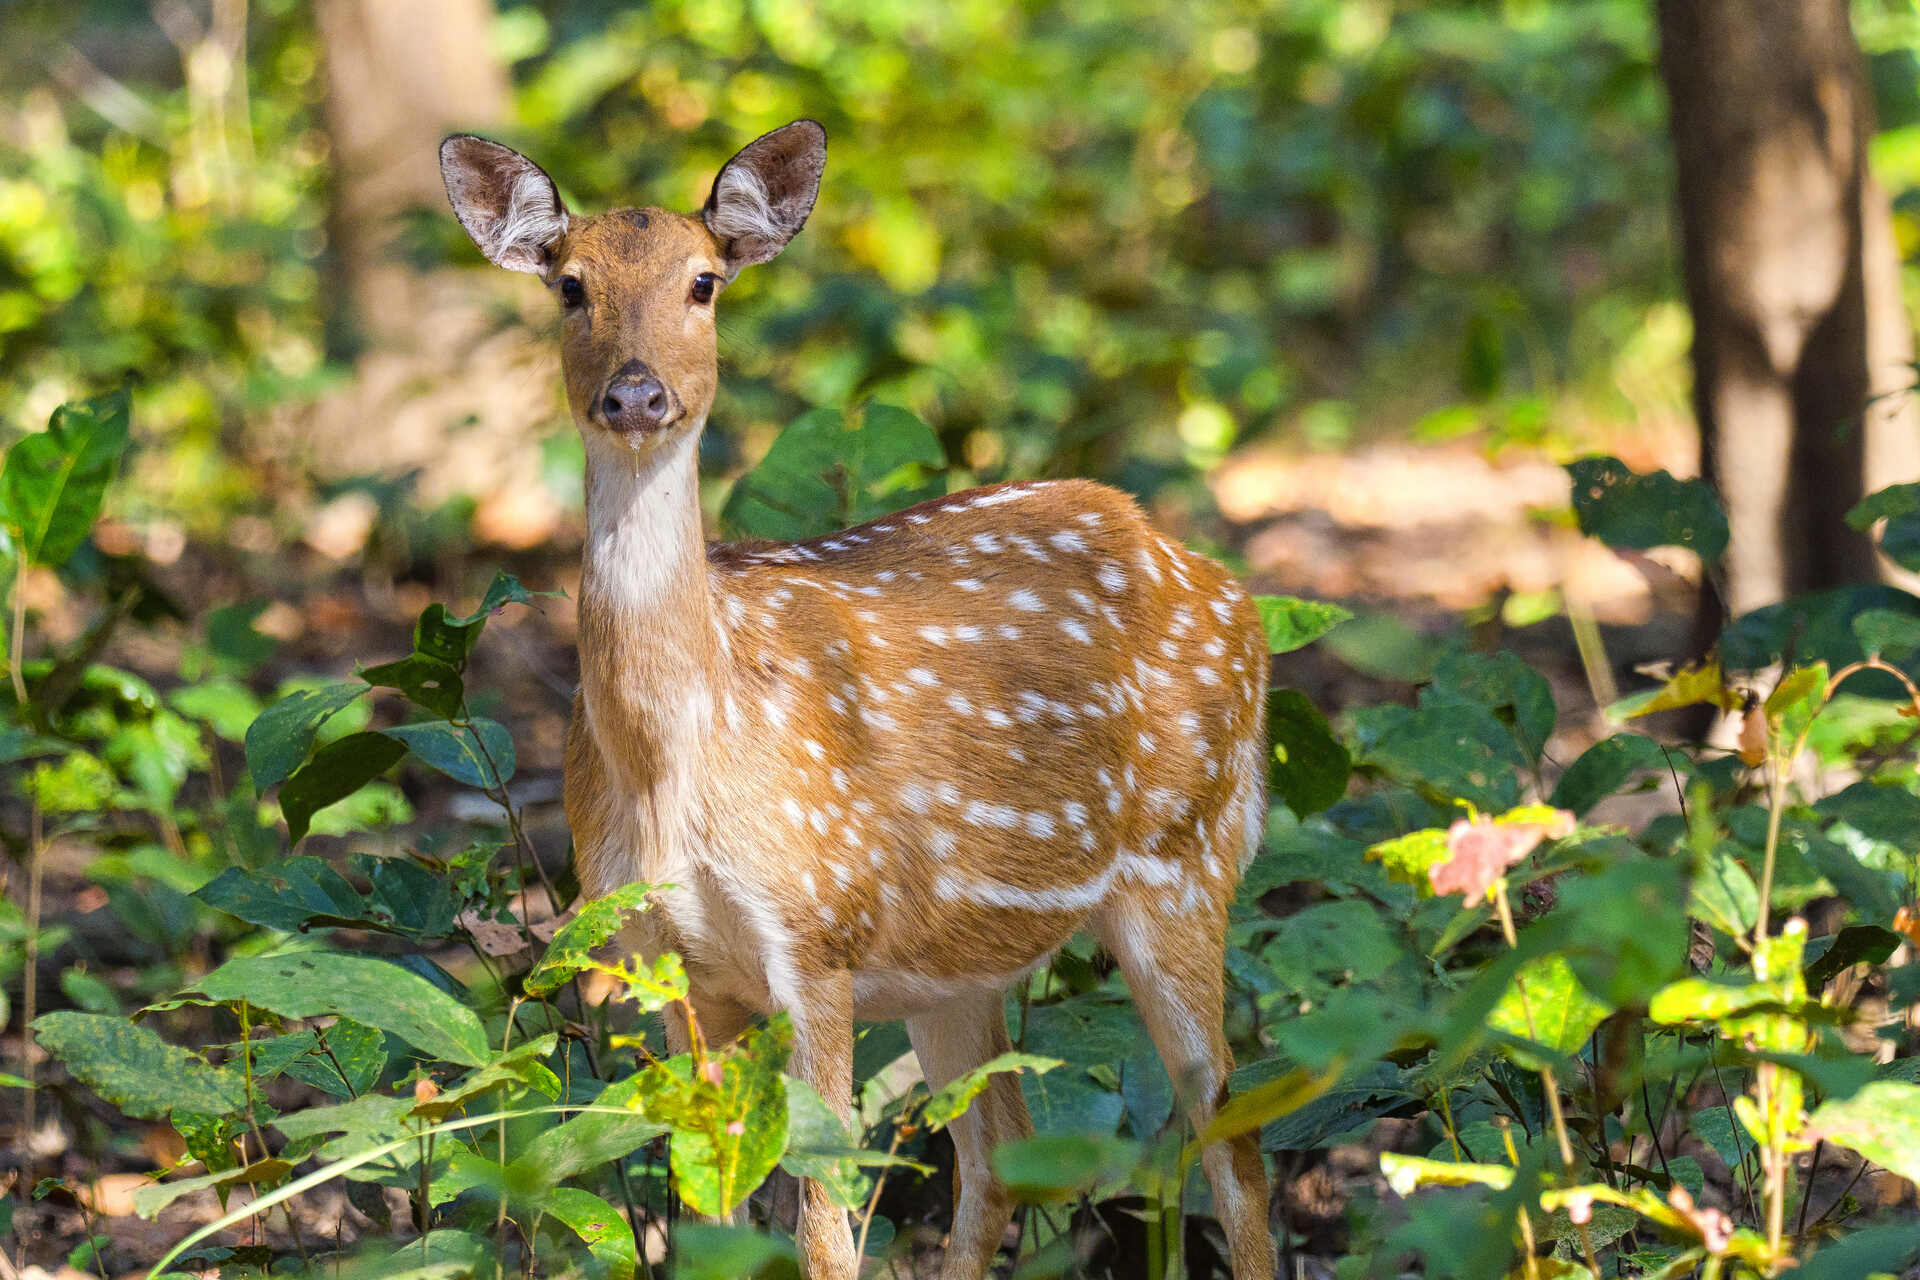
[1657,0,1919,623]
[315,0,511,354]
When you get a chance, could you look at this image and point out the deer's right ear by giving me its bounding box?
[439,135,570,274]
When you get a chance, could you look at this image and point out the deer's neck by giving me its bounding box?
[577,430,720,800]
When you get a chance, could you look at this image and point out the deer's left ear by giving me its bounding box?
[703,119,826,273]
[440,134,570,274]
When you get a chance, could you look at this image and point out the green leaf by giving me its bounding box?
[1265,689,1351,818]
[279,732,408,843]
[193,858,370,935]
[636,1019,793,1216]
[0,388,131,566]
[446,571,538,628]
[1803,925,1903,989]
[192,952,489,1067]
[1847,482,1920,532]
[245,682,367,792]
[1550,733,1668,815]
[991,1133,1139,1203]
[29,1011,243,1119]
[539,1186,636,1280]
[525,883,657,996]
[669,1224,799,1280]
[1608,661,1736,721]
[288,1020,389,1099]
[1566,455,1728,560]
[359,655,465,719]
[1807,1081,1920,1186]
[1252,596,1352,654]
[1853,607,1920,661]
[1350,699,1527,811]
[1364,828,1449,891]
[132,1158,293,1220]
[513,1072,667,1185]
[1381,1151,1513,1194]
[922,1052,1062,1131]
[168,677,264,742]
[379,718,514,789]
[1689,846,1759,938]
[1487,954,1613,1072]
[722,403,946,540]
[778,1078,870,1209]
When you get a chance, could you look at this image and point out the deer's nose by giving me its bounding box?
[600,362,676,432]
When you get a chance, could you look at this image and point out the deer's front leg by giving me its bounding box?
[788,968,858,1279]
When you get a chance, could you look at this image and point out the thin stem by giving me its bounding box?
[853,1122,906,1264]
[7,549,26,708]
[20,805,44,1165]
[1498,1117,1542,1280]
[1795,1141,1823,1238]
[1492,880,1601,1277]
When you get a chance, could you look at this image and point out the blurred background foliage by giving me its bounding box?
[0,0,1917,540]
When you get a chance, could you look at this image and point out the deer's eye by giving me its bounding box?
[690,272,718,305]
[558,276,585,308]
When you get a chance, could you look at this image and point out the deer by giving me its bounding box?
[440,121,1276,1280]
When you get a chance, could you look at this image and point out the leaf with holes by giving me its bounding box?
[538,1187,636,1280]
[513,1072,668,1186]
[525,883,657,996]
[359,654,465,718]
[193,858,369,935]
[1566,455,1728,560]
[636,1018,793,1217]
[378,718,514,789]
[192,952,489,1067]
[30,1012,243,1120]
[1265,689,1351,818]
[245,682,367,792]
[0,388,131,566]
[1253,596,1352,655]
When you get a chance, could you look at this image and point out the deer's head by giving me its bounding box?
[440,121,826,451]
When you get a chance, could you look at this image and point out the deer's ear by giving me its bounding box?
[439,134,570,274]
[703,119,826,272]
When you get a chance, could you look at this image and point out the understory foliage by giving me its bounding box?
[5,394,1920,1280]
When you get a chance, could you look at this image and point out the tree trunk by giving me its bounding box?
[1657,0,1919,622]
[315,0,511,353]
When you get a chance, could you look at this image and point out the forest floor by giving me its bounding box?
[8,418,1823,1279]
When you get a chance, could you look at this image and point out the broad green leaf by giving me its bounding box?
[1803,925,1903,989]
[378,718,515,789]
[1252,595,1352,655]
[412,1037,560,1122]
[513,1072,667,1185]
[669,1223,799,1280]
[1191,1063,1341,1155]
[1765,662,1828,742]
[359,654,464,718]
[0,388,131,566]
[131,1158,293,1220]
[779,1078,869,1209]
[30,1011,243,1119]
[284,1020,388,1099]
[1853,607,1920,660]
[1265,689,1351,818]
[539,1186,636,1280]
[991,1133,1139,1202]
[1487,954,1613,1072]
[1689,846,1759,938]
[922,1052,1061,1131]
[25,750,116,813]
[168,677,263,742]
[193,858,371,935]
[722,403,946,540]
[245,682,366,792]
[193,952,489,1067]
[525,882,656,996]
[1566,455,1728,560]
[1807,1081,1920,1186]
[269,1092,411,1144]
[1550,732,1668,815]
[1846,481,1920,531]
[1349,699,1526,811]
[1428,652,1556,763]
[279,732,408,844]
[445,570,538,628]
[1649,977,1778,1025]
[637,1019,793,1216]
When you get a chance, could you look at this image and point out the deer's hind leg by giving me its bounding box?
[907,992,1034,1280]
[1092,890,1275,1280]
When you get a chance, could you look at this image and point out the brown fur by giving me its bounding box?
[445,123,1276,1280]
